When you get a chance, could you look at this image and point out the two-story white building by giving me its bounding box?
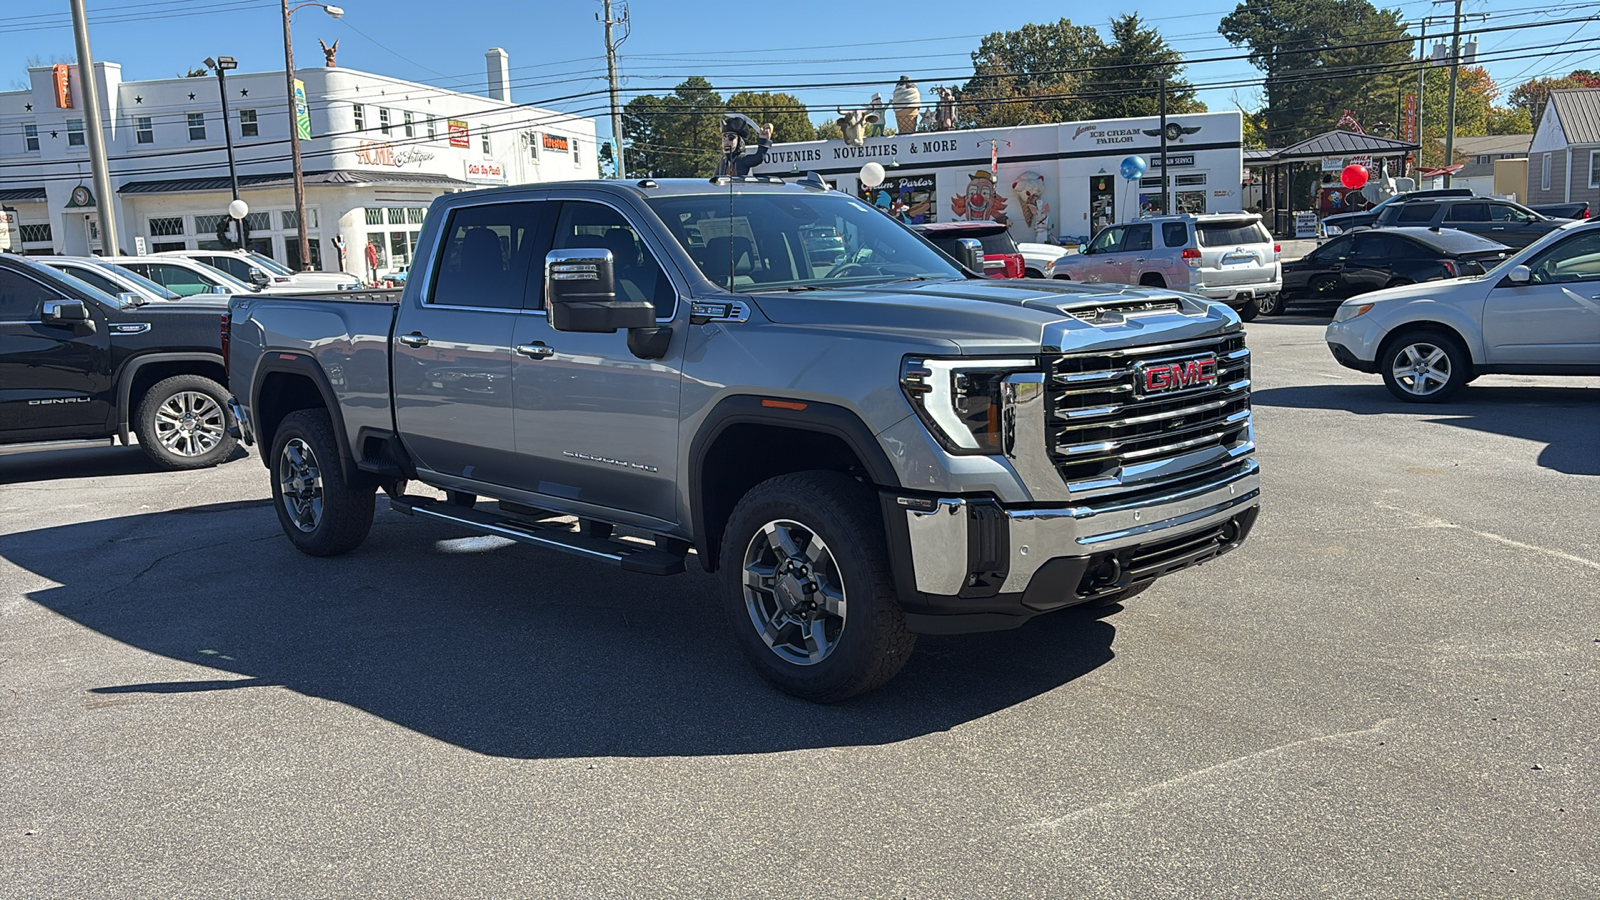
[0,50,598,277]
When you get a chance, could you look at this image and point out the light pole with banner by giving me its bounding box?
[281,2,344,270]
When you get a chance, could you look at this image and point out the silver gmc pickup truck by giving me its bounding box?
[227,176,1261,701]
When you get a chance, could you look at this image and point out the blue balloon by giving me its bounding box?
[1120,155,1148,180]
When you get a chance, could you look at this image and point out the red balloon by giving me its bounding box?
[1341,164,1369,190]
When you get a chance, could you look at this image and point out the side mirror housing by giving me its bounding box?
[42,298,94,332]
[248,269,271,286]
[954,237,984,274]
[115,291,145,309]
[1079,243,1092,255]
[1507,264,1531,284]
[212,285,233,294]
[545,249,656,333]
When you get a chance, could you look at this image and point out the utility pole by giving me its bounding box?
[1443,0,1463,187]
[1158,76,1170,216]
[69,0,119,255]
[601,0,629,179]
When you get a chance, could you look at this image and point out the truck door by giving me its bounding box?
[0,265,113,439]
[392,198,554,487]
[510,198,684,525]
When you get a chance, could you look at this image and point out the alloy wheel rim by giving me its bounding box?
[742,519,847,666]
[1392,342,1451,396]
[278,437,324,533]
[153,391,226,456]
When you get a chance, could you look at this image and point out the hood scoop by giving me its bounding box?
[1059,295,1187,324]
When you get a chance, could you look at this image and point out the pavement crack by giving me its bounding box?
[1373,502,1600,572]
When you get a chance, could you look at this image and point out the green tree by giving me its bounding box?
[1487,106,1532,135]
[814,119,843,141]
[956,18,1104,127]
[1083,14,1204,119]
[724,91,816,143]
[622,76,724,178]
[1219,0,1413,146]
[1508,75,1586,126]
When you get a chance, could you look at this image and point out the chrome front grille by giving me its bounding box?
[1047,333,1253,498]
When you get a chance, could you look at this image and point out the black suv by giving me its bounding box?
[1374,197,1569,249]
[0,254,236,469]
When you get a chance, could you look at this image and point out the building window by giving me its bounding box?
[20,223,52,243]
[188,112,206,141]
[1590,151,1600,188]
[364,207,384,226]
[354,103,365,131]
[135,116,153,144]
[243,211,271,232]
[427,116,436,139]
[1174,173,1207,186]
[366,233,388,268]
[573,140,580,166]
[379,108,391,135]
[24,123,39,152]
[387,207,406,225]
[403,111,414,138]
[407,207,425,224]
[67,118,85,147]
[239,109,258,137]
[1543,153,1551,191]
[195,214,228,236]
[1139,176,1164,189]
[282,208,317,230]
[150,241,186,252]
[148,217,184,237]
[481,131,491,156]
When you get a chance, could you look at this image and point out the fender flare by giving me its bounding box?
[249,352,359,480]
[686,395,900,567]
[116,351,226,441]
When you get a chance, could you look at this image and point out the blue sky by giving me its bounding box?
[2,0,1580,143]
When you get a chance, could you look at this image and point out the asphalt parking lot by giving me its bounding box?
[2,319,1596,899]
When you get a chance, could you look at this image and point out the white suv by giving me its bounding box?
[1325,219,1600,401]
[1054,213,1282,319]
[158,249,360,292]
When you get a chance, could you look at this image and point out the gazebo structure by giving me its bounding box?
[1245,130,1420,237]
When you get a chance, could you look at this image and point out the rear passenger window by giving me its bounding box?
[429,202,553,310]
[1123,223,1153,252]
[1162,222,1188,247]
[1396,204,1437,223]
[552,201,675,317]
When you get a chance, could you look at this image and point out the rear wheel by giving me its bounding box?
[134,374,237,470]
[1254,292,1286,316]
[1380,329,1470,403]
[270,409,375,555]
[719,471,914,702]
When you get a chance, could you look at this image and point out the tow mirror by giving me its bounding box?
[544,249,656,333]
[954,237,984,274]
[1507,264,1531,284]
[42,298,94,332]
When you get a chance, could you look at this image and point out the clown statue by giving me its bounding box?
[716,113,775,178]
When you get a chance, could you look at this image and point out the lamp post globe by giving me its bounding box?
[228,199,249,220]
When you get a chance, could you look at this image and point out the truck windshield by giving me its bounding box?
[646,191,963,291]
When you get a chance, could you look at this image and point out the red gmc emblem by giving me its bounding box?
[1137,354,1219,396]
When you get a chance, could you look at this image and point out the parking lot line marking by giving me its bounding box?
[1374,502,1600,572]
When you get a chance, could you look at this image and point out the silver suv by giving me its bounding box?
[1055,213,1282,320]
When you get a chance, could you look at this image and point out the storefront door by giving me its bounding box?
[1089,176,1115,237]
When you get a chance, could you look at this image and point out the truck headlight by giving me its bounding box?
[901,357,1037,454]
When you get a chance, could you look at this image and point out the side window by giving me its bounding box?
[1523,231,1600,284]
[1487,204,1524,223]
[213,257,252,280]
[1161,222,1188,248]
[1445,202,1489,223]
[1088,226,1124,254]
[1123,223,1153,253]
[0,269,58,321]
[149,264,210,296]
[552,201,675,317]
[1396,204,1436,224]
[61,266,123,296]
[429,202,553,310]
[1353,233,1399,260]
[1311,236,1353,262]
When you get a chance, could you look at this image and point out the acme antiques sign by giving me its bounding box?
[354,140,435,168]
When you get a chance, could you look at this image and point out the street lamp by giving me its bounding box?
[281,1,343,271]
[203,55,244,248]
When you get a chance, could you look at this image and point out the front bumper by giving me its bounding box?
[883,461,1261,634]
[1324,314,1385,372]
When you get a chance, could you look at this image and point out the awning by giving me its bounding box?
[1245,130,1418,166]
[0,187,48,202]
[118,169,476,194]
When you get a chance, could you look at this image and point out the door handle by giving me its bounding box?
[1134,257,1145,263]
[516,342,554,359]
[397,332,429,348]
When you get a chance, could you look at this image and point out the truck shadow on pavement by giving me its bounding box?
[1251,383,1600,476]
[6,501,1118,759]
[0,444,251,485]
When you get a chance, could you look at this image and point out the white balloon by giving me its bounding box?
[227,199,249,220]
[860,162,886,188]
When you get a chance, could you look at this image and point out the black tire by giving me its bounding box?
[1254,291,1286,316]
[269,408,375,556]
[1379,329,1470,403]
[1139,273,1167,288]
[719,471,915,702]
[1236,298,1260,321]
[133,374,238,470]
[1025,268,1044,279]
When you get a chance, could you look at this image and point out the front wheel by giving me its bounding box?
[1236,298,1260,321]
[719,471,915,702]
[270,409,375,556]
[134,374,238,470]
[1380,330,1470,403]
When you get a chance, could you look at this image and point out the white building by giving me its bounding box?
[753,111,1245,246]
[0,50,598,277]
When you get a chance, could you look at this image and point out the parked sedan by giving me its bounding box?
[1274,228,1511,312]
